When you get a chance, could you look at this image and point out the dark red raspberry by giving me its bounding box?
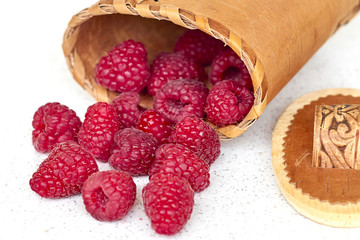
[150,144,210,192]
[147,52,206,96]
[174,29,225,66]
[136,109,173,144]
[209,48,252,90]
[111,92,146,128]
[169,116,220,165]
[95,40,150,93]
[78,102,120,162]
[205,80,254,127]
[153,79,209,123]
[82,170,136,221]
[109,128,159,176]
[142,172,194,235]
[29,141,99,198]
[32,102,81,153]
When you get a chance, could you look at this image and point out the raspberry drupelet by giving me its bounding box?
[82,170,136,221]
[205,80,254,127]
[78,102,120,162]
[174,29,225,66]
[147,52,206,96]
[150,143,210,192]
[169,116,221,165]
[29,141,99,198]
[142,172,194,235]
[95,40,150,93]
[109,128,159,176]
[136,109,174,144]
[209,48,253,90]
[32,102,82,153]
[111,92,146,129]
[153,79,209,123]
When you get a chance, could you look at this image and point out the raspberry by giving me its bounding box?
[82,170,136,221]
[95,40,150,93]
[174,29,225,66]
[142,172,194,235]
[209,48,252,90]
[111,92,146,128]
[205,80,254,127]
[29,141,99,198]
[169,116,220,165]
[147,52,206,96]
[153,79,209,123]
[149,144,210,192]
[78,102,120,162]
[136,109,173,144]
[32,102,81,153]
[109,128,159,176]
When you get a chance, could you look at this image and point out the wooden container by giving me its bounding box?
[62,0,360,140]
[272,89,360,227]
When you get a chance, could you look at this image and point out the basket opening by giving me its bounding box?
[69,12,263,139]
[75,13,257,94]
[76,14,187,79]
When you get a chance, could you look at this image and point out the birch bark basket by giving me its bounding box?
[62,0,360,140]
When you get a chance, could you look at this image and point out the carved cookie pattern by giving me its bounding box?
[313,104,360,169]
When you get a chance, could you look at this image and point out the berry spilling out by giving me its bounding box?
[82,170,136,221]
[29,141,99,198]
[209,48,253,90]
[30,33,255,234]
[109,128,159,176]
[32,102,82,153]
[136,109,173,144]
[78,102,120,162]
[111,92,146,129]
[147,52,206,96]
[153,79,209,123]
[150,144,210,192]
[206,80,255,127]
[142,172,194,235]
[95,40,150,93]
[174,29,225,66]
[170,116,221,165]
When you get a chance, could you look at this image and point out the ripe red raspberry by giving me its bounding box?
[174,29,225,66]
[147,52,206,96]
[82,170,136,221]
[111,92,146,128]
[205,80,254,127]
[32,102,81,153]
[153,79,209,123]
[209,48,252,90]
[150,144,210,192]
[78,102,120,162]
[95,40,150,93]
[142,172,194,235]
[109,128,159,176]
[29,141,99,198]
[169,116,220,165]
[136,109,173,144]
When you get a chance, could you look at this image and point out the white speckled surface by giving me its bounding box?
[1,1,360,239]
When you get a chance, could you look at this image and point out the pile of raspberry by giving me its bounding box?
[29,29,254,235]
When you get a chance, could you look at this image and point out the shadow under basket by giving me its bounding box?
[62,0,360,140]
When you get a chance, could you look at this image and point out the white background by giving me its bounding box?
[0,1,360,239]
